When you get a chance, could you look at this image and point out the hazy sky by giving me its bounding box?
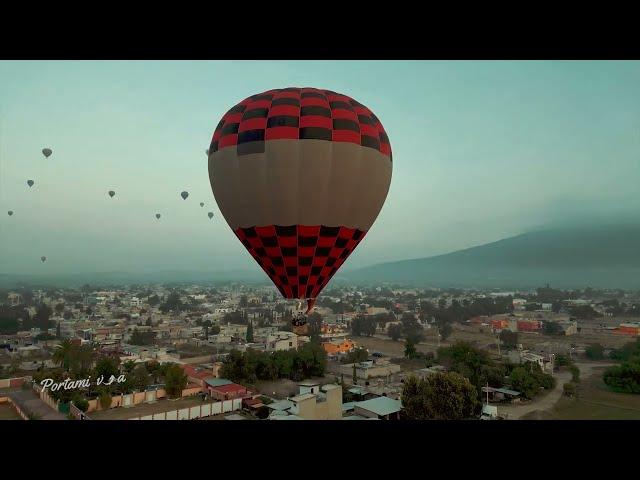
[1,61,639,275]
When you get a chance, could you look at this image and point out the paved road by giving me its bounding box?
[7,389,65,420]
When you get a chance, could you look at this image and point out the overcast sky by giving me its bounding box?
[1,60,639,275]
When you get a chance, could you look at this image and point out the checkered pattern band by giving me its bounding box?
[210,87,391,160]
[235,225,366,301]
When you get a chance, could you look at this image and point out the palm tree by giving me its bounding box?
[53,339,75,371]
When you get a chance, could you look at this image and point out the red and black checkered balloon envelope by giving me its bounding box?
[208,87,392,313]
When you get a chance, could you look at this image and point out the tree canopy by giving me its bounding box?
[402,372,479,420]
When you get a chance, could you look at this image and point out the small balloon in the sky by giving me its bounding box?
[41,256,47,263]
[208,212,214,219]
[200,202,205,207]
[8,210,13,216]
[181,191,189,200]
[156,213,161,219]
[108,190,115,198]
[27,180,34,187]
[42,148,53,158]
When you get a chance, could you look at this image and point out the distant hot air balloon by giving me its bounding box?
[41,256,47,263]
[208,212,214,219]
[181,191,189,200]
[42,148,52,158]
[208,87,392,315]
[156,213,161,219]
[8,210,13,216]
[27,180,34,187]
[108,190,115,198]
[200,202,205,207]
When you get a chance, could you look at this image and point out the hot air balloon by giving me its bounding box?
[108,190,115,198]
[42,148,52,158]
[200,202,205,207]
[208,212,214,219]
[181,191,189,200]
[27,180,34,187]
[208,87,392,318]
[41,256,47,263]
[156,213,161,219]
[8,210,13,216]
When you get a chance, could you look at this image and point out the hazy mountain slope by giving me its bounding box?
[344,225,640,289]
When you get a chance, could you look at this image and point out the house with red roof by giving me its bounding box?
[205,378,251,401]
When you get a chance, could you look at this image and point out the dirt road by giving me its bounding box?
[499,361,617,419]
[498,370,572,419]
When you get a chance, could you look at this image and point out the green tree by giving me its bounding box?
[437,342,506,396]
[164,364,188,398]
[33,303,53,332]
[543,321,563,336]
[439,322,453,341]
[307,312,323,343]
[70,344,96,377]
[55,321,61,338]
[341,347,369,364]
[72,395,89,412]
[499,330,519,348]
[147,295,160,306]
[387,323,402,341]
[603,359,640,394]
[94,356,120,381]
[404,338,417,359]
[159,291,183,314]
[54,303,65,314]
[131,365,150,391]
[123,360,136,374]
[246,320,254,342]
[555,354,571,367]
[53,339,75,370]
[510,366,540,399]
[563,382,576,397]
[570,364,580,383]
[130,328,153,346]
[401,372,478,420]
[609,339,640,362]
[585,343,605,360]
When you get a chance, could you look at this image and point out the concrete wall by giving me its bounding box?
[86,388,168,413]
[128,398,242,420]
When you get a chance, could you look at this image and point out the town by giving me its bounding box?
[1,282,639,421]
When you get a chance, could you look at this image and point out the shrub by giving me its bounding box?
[563,382,576,397]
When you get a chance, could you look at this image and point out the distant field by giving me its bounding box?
[522,366,640,420]
[0,403,22,420]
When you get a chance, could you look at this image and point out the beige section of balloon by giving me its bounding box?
[209,140,392,230]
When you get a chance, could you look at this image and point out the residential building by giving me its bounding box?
[321,339,355,355]
[353,396,402,420]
